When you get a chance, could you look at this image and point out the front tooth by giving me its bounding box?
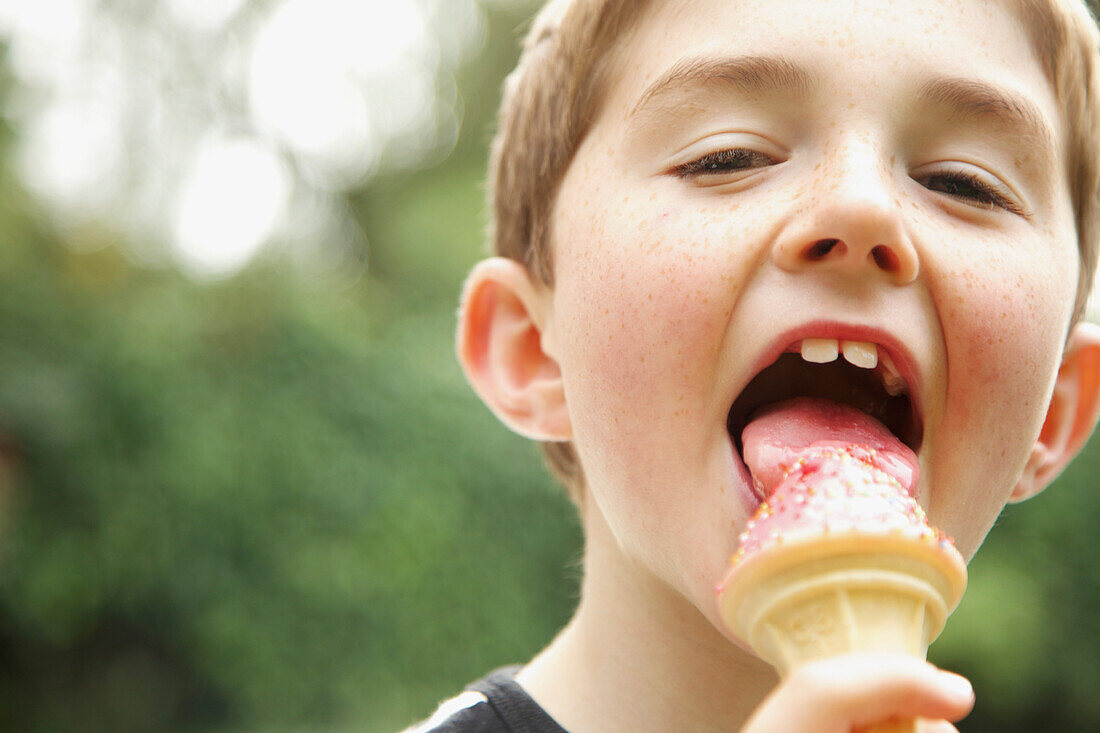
[801,338,839,363]
[841,340,878,369]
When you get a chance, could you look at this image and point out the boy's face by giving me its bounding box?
[540,0,1079,631]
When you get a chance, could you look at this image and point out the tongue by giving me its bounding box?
[741,397,919,496]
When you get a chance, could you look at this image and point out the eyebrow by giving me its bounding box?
[628,55,815,119]
[628,54,1057,153]
[916,76,1056,152]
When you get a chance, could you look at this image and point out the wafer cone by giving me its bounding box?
[718,532,967,733]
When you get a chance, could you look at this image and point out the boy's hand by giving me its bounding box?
[741,653,974,733]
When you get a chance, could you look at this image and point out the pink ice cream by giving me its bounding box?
[729,397,954,566]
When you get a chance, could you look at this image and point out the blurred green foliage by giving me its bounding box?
[0,125,582,731]
[0,3,1098,732]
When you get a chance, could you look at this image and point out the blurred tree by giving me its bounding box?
[0,3,581,731]
[0,155,582,731]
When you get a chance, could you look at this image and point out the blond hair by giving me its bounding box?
[1006,0,1100,323]
[486,0,1100,503]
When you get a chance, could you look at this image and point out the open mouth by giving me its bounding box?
[726,338,923,460]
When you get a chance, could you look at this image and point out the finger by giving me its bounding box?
[742,653,974,733]
[802,653,973,727]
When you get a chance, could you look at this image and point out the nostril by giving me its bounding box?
[806,239,840,260]
[871,245,898,271]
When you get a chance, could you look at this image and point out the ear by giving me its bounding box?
[1011,322,1100,502]
[456,257,571,441]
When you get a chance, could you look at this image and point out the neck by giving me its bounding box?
[516,501,778,732]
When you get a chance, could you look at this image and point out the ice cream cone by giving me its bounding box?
[718,507,967,733]
[720,532,966,675]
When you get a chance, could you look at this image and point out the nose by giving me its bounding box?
[771,145,919,284]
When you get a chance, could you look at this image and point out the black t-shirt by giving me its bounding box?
[416,666,568,733]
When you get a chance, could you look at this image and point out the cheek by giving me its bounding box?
[553,205,738,390]
[547,197,757,488]
[931,217,1076,394]
[929,242,1076,548]
[945,263,1071,398]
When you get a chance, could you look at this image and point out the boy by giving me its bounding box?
[416,0,1100,730]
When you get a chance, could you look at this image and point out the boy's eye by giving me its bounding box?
[918,171,1027,216]
[670,148,777,179]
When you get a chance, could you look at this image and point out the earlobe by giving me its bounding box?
[456,257,571,441]
[1011,322,1100,502]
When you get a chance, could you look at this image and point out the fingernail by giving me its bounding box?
[940,672,974,702]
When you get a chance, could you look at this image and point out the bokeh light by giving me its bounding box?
[171,135,289,278]
[0,0,492,278]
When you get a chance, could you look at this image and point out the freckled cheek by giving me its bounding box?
[557,258,728,382]
[939,259,1073,426]
[552,214,736,400]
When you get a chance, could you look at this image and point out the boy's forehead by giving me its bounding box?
[598,0,1061,132]
[622,55,1057,156]
[570,0,1067,184]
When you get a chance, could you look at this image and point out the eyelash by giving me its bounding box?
[919,171,1026,216]
[670,148,775,178]
[671,148,1027,216]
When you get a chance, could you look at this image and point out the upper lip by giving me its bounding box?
[733,319,924,443]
